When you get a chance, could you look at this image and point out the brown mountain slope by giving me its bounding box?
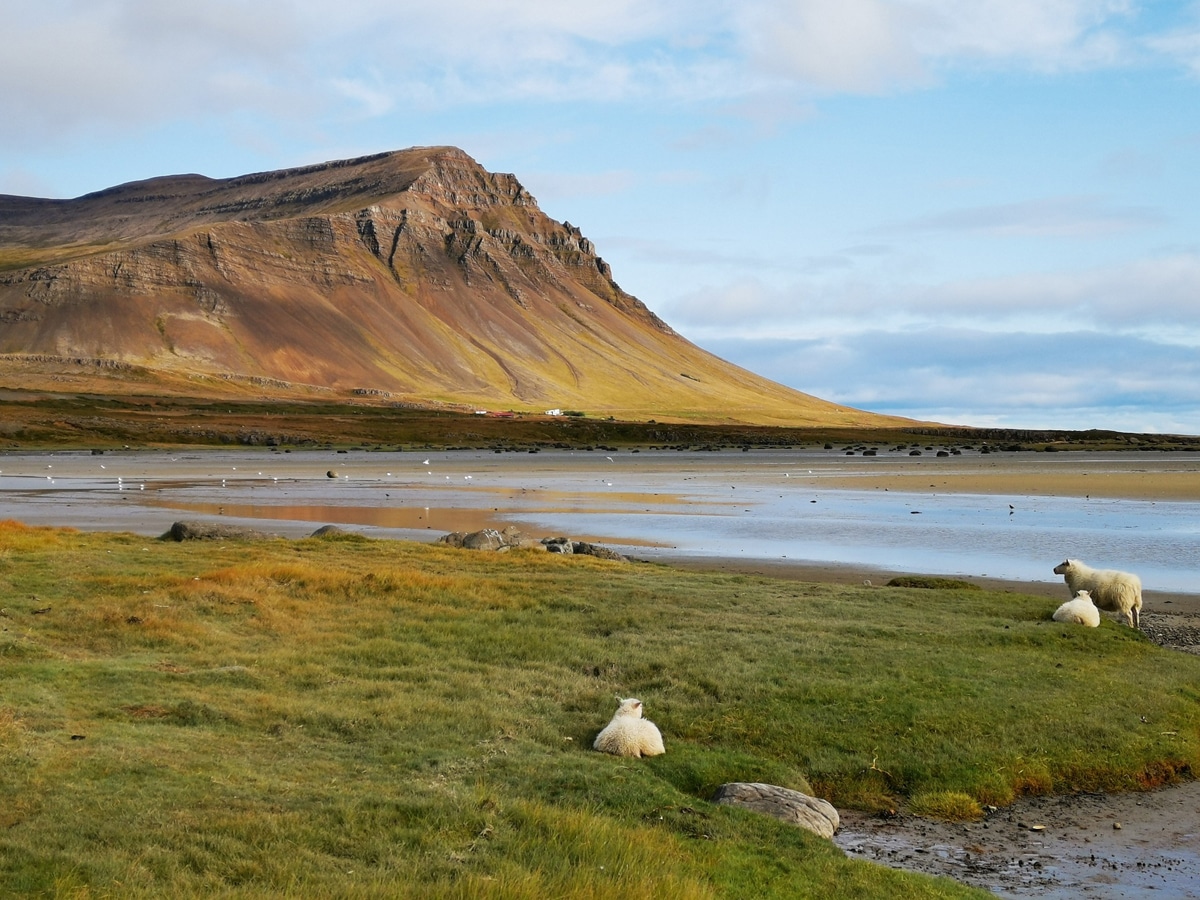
[0,146,916,426]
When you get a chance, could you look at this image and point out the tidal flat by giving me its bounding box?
[2,446,1197,596]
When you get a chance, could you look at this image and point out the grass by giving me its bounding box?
[3,522,1199,897]
[885,576,982,591]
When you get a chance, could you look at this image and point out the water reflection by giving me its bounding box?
[1,448,1197,593]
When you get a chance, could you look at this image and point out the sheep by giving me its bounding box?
[593,697,665,758]
[1052,589,1101,627]
[1053,559,1142,628]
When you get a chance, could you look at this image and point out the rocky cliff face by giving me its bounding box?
[0,147,901,426]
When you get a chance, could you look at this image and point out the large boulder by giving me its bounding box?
[710,782,840,839]
[162,521,274,542]
[438,526,544,552]
[462,528,506,551]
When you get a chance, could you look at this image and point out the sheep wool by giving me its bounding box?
[1053,559,1143,629]
[593,698,665,758]
[1052,590,1101,627]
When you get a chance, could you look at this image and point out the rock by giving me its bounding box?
[440,528,622,559]
[437,531,467,548]
[572,541,625,561]
[309,524,347,537]
[162,521,274,541]
[710,782,840,839]
[462,528,506,551]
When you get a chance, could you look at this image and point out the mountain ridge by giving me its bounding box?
[0,147,919,427]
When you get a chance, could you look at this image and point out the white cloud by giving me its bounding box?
[736,0,928,93]
[701,327,1200,431]
[662,251,1200,344]
[1,0,1188,151]
[331,78,394,118]
[1144,19,1200,76]
[880,195,1166,238]
[733,0,1137,95]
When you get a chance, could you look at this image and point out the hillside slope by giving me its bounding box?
[0,147,915,426]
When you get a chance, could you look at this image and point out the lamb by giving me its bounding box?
[1053,559,1142,628]
[593,697,665,758]
[1052,590,1101,627]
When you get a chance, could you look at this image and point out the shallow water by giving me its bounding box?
[2,447,1198,593]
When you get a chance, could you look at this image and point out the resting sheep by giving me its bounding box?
[1053,559,1142,628]
[593,697,665,758]
[1052,590,1101,627]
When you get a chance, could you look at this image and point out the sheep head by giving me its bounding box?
[1053,559,1077,575]
[615,698,644,718]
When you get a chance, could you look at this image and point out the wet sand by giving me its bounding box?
[808,463,1200,502]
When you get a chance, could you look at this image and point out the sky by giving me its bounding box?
[3,1,1200,433]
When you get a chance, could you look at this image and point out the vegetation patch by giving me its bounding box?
[2,521,1198,896]
[886,576,983,591]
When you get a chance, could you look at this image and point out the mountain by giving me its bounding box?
[0,146,913,426]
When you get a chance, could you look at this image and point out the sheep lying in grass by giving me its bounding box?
[1052,590,1101,627]
[593,698,665,758]
[1053,559,1142,629]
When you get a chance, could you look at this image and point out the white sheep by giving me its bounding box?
[593,697,665,758]
[1053,559,1142,629]
[1052,590,1101,627]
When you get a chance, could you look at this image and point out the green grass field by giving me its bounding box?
[3,521,1198,897]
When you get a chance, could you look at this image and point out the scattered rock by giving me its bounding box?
[711,782,840,839]
[439,527,625,560]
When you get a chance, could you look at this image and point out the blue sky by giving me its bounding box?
[3,1,1200,433]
